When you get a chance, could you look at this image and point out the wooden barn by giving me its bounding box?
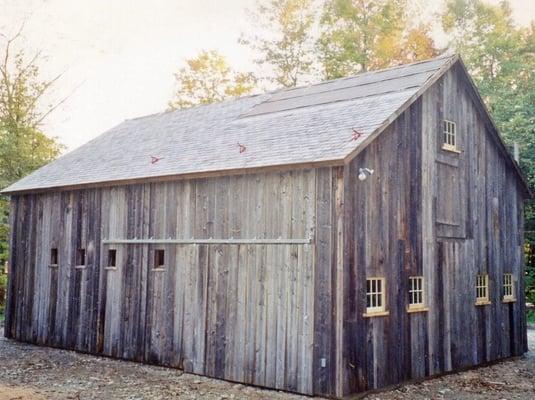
[2,55,531,398]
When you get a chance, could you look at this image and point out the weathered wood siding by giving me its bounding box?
[342,62,526,395]
[5,168,343,396]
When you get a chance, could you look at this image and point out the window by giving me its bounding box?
[408,276,428,312]
[503,273,515,302]
[76,248,86,267]
[50,248,58,266]
[442,120,458,152]
[364,278,388,317]
[476,274,490,305]
[154,249,165,270]
[107,249,117,269]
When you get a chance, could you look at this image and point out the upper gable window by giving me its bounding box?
[442,120,459,152]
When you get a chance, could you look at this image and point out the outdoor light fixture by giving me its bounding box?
[358,167,374,181]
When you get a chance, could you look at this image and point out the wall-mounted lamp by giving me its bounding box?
[358,167,374,181]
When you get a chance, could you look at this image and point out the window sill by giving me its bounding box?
[152,268,166,272]
[363,310,390,318]
[105,267,117,271]
[49,264,59,268]
[442,144,461,154]
[407,306,429,314]
[74,265,87,270]
[502,298,516,303]
[475,300,492,306]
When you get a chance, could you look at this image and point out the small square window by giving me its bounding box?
[154,249,165,270]
[107,249,117,268]
[364,277,388,317]
[408,276,426,311]
[476,274,490,305]
[50,248,58,266]
[442,120,458,152]
[503,273,515,302]
[76,248,86,266]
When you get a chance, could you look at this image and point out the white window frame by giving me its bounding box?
[476,274,491,305]
[442,120,460,153]
[502,273,516,302]
[363,277,389,317]
[407,276,428,313]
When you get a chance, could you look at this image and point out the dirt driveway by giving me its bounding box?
[0,327,534,399]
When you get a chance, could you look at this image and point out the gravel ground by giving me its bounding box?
[0,326,534,400]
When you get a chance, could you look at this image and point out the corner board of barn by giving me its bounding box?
[3,56,530,398]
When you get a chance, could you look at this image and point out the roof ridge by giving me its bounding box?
[125,54,456,124]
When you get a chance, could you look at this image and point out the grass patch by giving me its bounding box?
[528,309,535,324]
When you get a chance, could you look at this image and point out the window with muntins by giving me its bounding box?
[408,276,426,310]
[476,274,490,305]
[365,278,387,316]
[503,273,515,302]
[442,120,457,151]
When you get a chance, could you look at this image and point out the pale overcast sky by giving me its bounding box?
[0,0,534,151]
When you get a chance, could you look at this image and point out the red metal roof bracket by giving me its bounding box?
[351,128,363,141]
[150,156,163,164]
[237,143,246,153]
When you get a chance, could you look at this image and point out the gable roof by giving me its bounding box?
[1,54,528,195]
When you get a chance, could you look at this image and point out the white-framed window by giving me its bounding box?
[408,276,427,312]
[476,274,490,305]
[364,277,388,317]
[503,273,515,302]
[442,120,458,152]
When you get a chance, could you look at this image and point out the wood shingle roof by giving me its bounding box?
[3,55,457,194]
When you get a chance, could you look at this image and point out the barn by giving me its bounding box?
[2,54,530,398]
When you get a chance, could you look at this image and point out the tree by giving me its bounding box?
[240,0,317,88]
[317,0,440,79]
[168,50,256,110]
[441,0,535,299]
[398,23,441,64]
[0,29,64,267]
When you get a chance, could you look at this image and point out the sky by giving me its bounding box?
[0,0,534,152]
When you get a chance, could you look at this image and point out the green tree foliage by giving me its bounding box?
[442,0,535,299]
[317,0,440,79]
[168,50,256,110]
[0,31,64,268]
[241,0,316,88]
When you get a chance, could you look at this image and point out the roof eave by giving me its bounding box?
[0,158,346,196]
